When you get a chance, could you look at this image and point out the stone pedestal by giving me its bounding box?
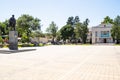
[9,31,18,50]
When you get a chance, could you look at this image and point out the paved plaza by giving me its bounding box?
[0,45,120,80]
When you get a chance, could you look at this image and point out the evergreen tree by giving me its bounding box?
[111,15,120,44]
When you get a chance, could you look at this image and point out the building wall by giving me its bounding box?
[92,24,113,44]
[30,37,49,43]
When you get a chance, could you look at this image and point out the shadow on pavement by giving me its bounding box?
[0,49,36,54]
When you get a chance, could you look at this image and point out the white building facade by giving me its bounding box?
[92,24,113,44]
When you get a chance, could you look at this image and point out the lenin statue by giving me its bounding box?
[9,15,16,31]
[9,15,18,50]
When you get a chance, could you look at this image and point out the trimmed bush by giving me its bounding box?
[39,43,44,46]
[29,44,34,47]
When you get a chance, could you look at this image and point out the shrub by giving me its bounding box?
[0,36,3,44]
[18,44,22,47]
[39,43,44,46]
[29,44,34,47]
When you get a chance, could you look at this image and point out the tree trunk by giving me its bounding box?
[116,39,119,44]
[52,37,54,44]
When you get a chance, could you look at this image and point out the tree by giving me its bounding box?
[60,25,74,42]
[0,21,9,44]
[21,33,29,43]
[0,22,6,36]
[3,20,9,35]
[56,30,61,41]
[46,21,58,43]
[111,15,120,44]
[81,19,89,43]
[30,18,41,30]
[66,16,74,25]
[66,16,80,43]
[74,16,80,24]
[0,36,3,44]
[66,16,80,27]
[30,30,45,44]
[74,22,82,40]
[17,14,41,42]
[74,18,89,44]
[102,16,113,24]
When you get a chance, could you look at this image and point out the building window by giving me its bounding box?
[95,38,97,43]
[104,25,106,27]
[101,31,109,38]
[95,31,97,37]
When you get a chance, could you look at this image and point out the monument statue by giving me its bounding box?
[9,15,18,50]
[9,15,16,31]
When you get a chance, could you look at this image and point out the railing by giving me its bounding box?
[101,33,110,38]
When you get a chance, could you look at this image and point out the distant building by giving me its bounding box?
[91,23,113,44]
[87,28,92,43]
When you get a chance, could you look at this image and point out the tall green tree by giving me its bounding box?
[0,22,7,36]
[79,19,89,44]
[56,30,61,41]
[74,16,80,24]
[74,18,89,44]
[46,21,58,43]
[17,14,41,42]
[3,20,9,35]
[66,16,80,42]
[111,15,120,44]
[102,16,113,24]
[72,16,80,41]
[60,25,74,42]
[74,22,82,39]
[0,21,8,44]
[66,16,80,27]
[66,16,74,25]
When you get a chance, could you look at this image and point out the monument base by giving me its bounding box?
[9,31,18,50]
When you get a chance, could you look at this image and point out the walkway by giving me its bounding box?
[0,45,120,80]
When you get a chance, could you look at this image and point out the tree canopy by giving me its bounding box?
[66,16,74,25]
[17,14,40,34]
[60,24,74,41]
[46,21,58,43]
[111,15,120,44]
[102,16,113,24]
[17,14,41,42]
[1,14,120,44]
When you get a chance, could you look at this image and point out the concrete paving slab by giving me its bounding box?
[0,45,120,80]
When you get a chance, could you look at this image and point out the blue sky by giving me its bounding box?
[0,0,120,32]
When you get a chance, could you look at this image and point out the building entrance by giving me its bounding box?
[104,38,107,43]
